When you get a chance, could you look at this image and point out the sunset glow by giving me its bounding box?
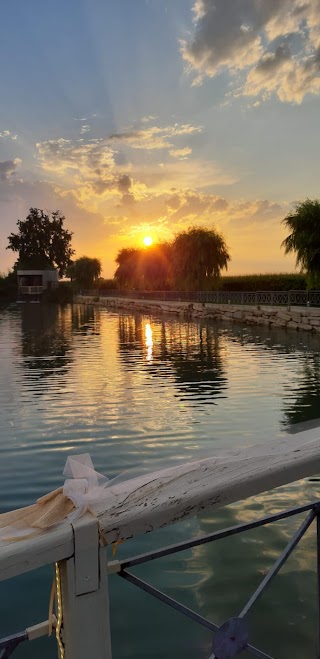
[143,236,153,247]
[1,1,320,277]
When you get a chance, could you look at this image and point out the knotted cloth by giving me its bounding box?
[0,454,113,542]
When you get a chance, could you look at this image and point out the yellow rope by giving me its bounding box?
[54,563,65,659]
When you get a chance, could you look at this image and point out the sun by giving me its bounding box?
[143,236,153,247]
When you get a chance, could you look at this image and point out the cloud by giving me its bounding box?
[0,158,21,181]
[80,124,91,134]
[243,47,320,103]
[35,130,236,217]
[108,123,202,150]
[169,147,192,158]
[36,137,120,202]
[0,130,18,140]
[131,158,237,192]
[165,189,229,222]
[182,0,320,103]
[141,115,158,123]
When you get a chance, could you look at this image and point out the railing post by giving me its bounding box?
[58,515,112,659]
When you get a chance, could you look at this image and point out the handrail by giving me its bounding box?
[1,432,320,657]
[81,289,320,306]
[1,430,320,580]
[19,286,43,294]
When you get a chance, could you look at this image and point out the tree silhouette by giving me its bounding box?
[7,208,74,277]
[282,199,320,288]
[68,256,102,289]
[172,227,230,290]
[114,227,230,291]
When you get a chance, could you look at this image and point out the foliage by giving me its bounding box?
[136,242,172,290]
[96,278,117,290]
[44,282,74,304]
[7,208,74,277]
[114,248,141,289]
[0,270,17,300]
[114,227,229,291]
[220,273,306,292]
[68,256,102,289]
[282,199,320,288]
[172,227,230,290]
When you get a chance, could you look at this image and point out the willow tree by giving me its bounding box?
[114,244,172,290]
[114,248,141,288]
[68,256,102,289]
[282,199,320,288]
[172,227,230,290]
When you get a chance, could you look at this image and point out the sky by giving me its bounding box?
[1,0,320,278]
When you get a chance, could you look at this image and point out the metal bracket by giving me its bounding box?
[72,514,100,596]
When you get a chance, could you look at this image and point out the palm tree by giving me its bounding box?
[172,226,230,290]
[282,199,320,288]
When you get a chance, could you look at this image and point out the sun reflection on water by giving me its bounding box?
[145,322,153,361]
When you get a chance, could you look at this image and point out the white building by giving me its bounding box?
[17,268,59,295]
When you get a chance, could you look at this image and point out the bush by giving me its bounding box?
[220,273,306,292]
[44,283,73,304]
[0,271,17,300]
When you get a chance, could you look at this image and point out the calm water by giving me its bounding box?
[1,303,320,659]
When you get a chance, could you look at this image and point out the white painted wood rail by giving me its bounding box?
[1,430,320,581]
[1,431,320,658]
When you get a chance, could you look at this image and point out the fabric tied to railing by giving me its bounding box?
[63,454,111,520]
[0,454,113,542]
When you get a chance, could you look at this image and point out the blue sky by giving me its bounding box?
[1,0,320,276]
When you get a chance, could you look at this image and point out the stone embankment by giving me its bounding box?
[76,296,320,333]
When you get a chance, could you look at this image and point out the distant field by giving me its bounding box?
[220,273,306,291]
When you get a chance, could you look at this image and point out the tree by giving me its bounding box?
[114,244,172,290]
[282,199,320,288]
[172,227,230,290]
[68,256,102,289]
[7,208,74,277]
[114,248,141,288]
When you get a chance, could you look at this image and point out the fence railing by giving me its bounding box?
[1,432,320,658]
[81,289,320,307]
[19,286,43,295]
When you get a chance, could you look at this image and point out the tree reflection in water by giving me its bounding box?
[224,323,320,431]
[118,314,228,405]
[19,303,99,385]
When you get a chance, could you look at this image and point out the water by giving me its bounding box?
[1,303,320,658]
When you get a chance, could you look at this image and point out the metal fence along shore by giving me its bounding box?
[83,289,320,307]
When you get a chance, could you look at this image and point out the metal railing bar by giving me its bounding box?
[114,501,318,570]
[119,569,218,632]
[239,509,316,619]
[0,631,27,659]
[0,618,56,658]
[120,570,273,659]
[209,647,274,659]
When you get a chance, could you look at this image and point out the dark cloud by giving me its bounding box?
[0,159,20,181]
[118,174,132,193]
[255,44,292,74]
[182,0,320,102]
[121,192,136,206]
[182,0,283,78]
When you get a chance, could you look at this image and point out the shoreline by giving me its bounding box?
[75,295,320,333]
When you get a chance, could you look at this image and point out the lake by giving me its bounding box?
[1,302,320,658]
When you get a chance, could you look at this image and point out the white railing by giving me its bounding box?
[1,431,320,658]
[19,286,43,295]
